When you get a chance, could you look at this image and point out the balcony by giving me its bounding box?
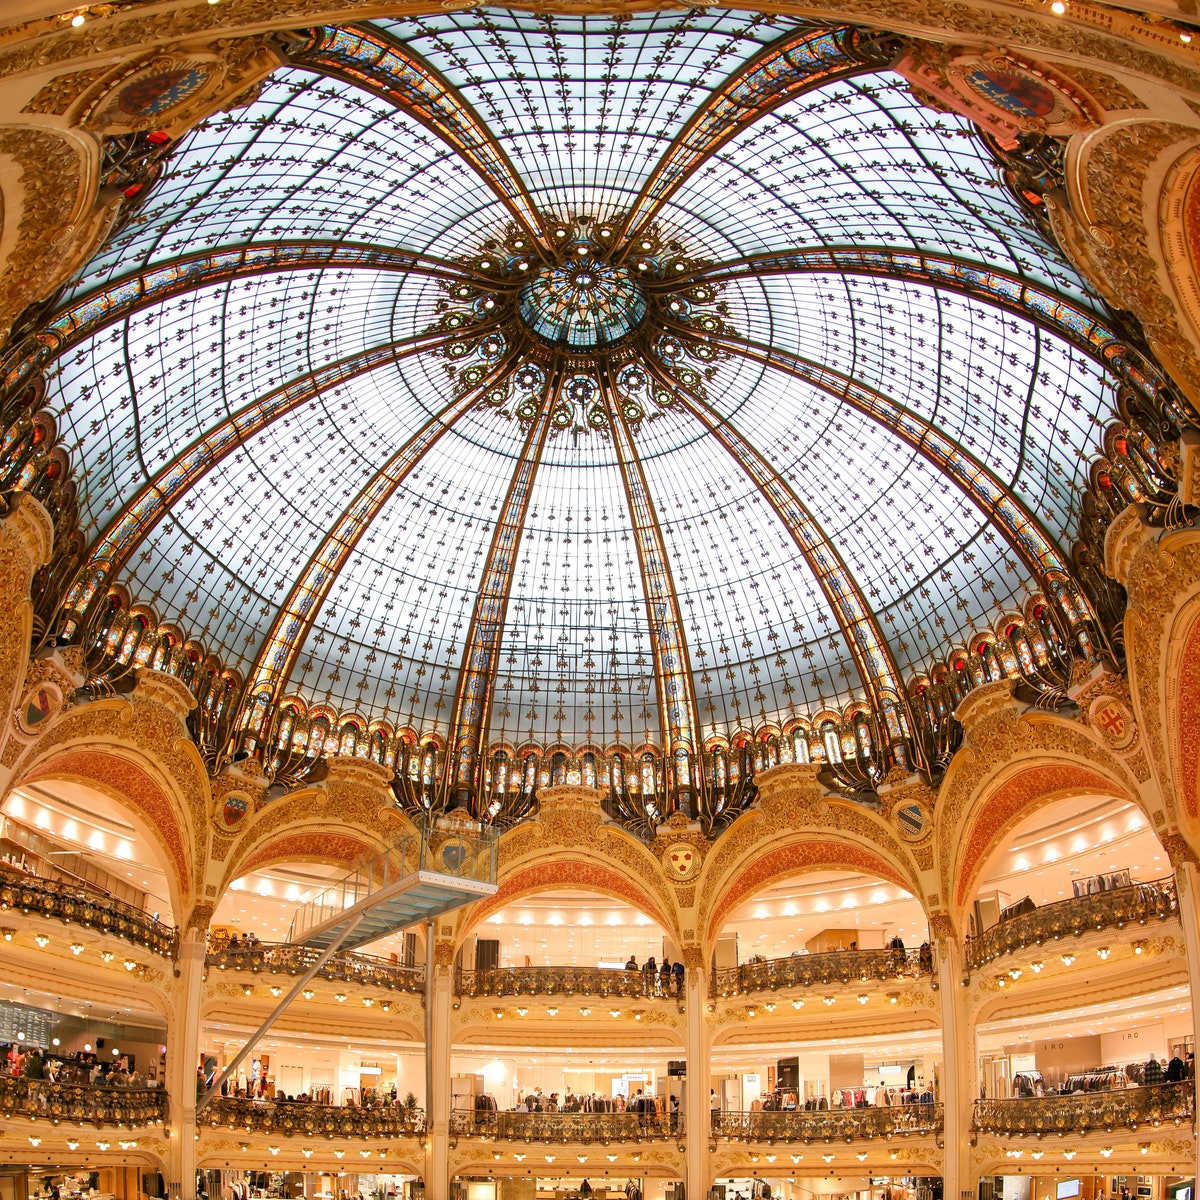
[973,1082,1194,1137]
[204,1097,425,1138]
[449,1110,679,1142]
[712,1104,942,1143]
[0,1075,167,1128]
[207,940,424,994]
[965,878,1177,972]
[0,864,177,958]
[710,947,929,998]
[456,965,683,1001]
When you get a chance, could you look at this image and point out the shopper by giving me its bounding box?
[625,955,638,971]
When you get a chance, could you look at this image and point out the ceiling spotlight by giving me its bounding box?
[70,12,85,25]
[1050,0,1066,12]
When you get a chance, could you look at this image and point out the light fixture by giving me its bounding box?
[363,997,374,1007]
[516,1007,528,1017]
[547,1007,558,1016]
[822,1153,834,1163]
[0,929,13,940]
[823,996,835,1006]
[381,1002,391,1012]
[1182,30,1194,43]
[857,1152,868,1161]
[96,1141,110,1151]
[1050,0,1066,12]
[747,1007,756,1017]
[606,1155,617,1163]
[100,951,113,962]
[125,960,137,971]
[1134,941,1146,955]
[302,989,315,1000]
[1063,1149,1076,1159]
[1030,1150,1044,1160]
[1140,1144,1150,1155]
[1008,967,1021,979]
[67,1140,79,1151]
[577,1155,587,1164]
[119,1141,138,1151]
[579,1007,591,1016]
[1060,953,1075,966]
[35,934,50,948]
[242,984,253,995]
[1100,1148,1114,1157]
[359,1150,371,1159]
[269,986,282,997]
[887,993,899,1004]
[544,1155,555,1164]
[791,999,804,1010]
[791,1155,801,1164]
[333,1150,344,1160]
[1097,947,1111,960]
[857,994,869,1005]
[28,1136,41,1147]
[302,1150,313,1159]
[764,1002,776,1013]
[70,943,84,955]
[335,993,346,1003]
[514,1154,525,1162]
[269,1146,280,1156]
[1029,961,1044,973]
[493,1008,504,1019]
[71,12,85,25]
[610,1009,620,1018]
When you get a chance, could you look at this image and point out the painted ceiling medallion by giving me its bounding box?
[663,842,701,881]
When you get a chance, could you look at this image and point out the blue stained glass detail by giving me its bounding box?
[519,262,648,347]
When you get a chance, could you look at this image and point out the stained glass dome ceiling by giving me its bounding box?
[46,8,1136,774]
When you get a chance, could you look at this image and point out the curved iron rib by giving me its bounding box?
[299,25,547,251]
[244,343,530,707]
[70,322,499,613]
[653,245,1169,406]
[619,26,894,246]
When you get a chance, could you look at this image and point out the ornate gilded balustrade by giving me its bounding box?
[0,1076,167,1128]
[449,1109,678,1142]
[711,1104,942,1143]
[0,864,178,958]
[456,965,683,1001]
[964,879,1177,972]
[973,1082,1193,1137]
[710,947,928,997]
[207,941,424,993]
[205,1097,425,1138]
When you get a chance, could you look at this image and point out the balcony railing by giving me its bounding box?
[0,1076,167,1127]
[456,965,683,1001]
[207,940,424,994]
[0,864,178,958]
[450,1109,679,1142]
[710,947,929,998]
[965,878,1177,972]
[973,1082,1194,1136]
[712,1104,942,1142]
[204,1097,425,1138]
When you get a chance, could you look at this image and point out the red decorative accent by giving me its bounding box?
[954,764,1124,909]
[238,832,376,877]
[468,860,669,935]
[706,839,907,945]
[23,750,190,892]
[1175,615,1200,818]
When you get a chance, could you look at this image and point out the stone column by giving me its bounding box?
[1164,854,1200,1184]
[684,961,712,1200]
[164,927,207,1200]
[423,939,454,1197]
[935,932,974,1200]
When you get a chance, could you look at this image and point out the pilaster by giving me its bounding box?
[685,965,712,1200]
[1165,858,1200,1185]
[423,943,454,1196]
[937,936,974,1200]
[164,930,206,1200]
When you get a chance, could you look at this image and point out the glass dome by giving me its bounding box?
[37,8,1149,823]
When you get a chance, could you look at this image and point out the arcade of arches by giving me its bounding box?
[6,0,1200,1198]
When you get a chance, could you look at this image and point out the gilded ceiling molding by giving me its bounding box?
[444,369,559,813]
[242,343,530,716]
[69,321,495,615]
[640,355,906,716]
[666,245,1171,408]
[701,329,1079,597]
[618,24,895,247]
[598,363,703,779]
[5,241,494,389]
[296,24,547,250]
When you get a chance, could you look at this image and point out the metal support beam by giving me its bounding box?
[424,917,435,1125]
[198,914,364,1113]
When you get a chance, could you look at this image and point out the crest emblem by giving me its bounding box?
[17,683,60,735]
[1090,696,1136,751]
[664,842,699,881]
[222,795,249,828]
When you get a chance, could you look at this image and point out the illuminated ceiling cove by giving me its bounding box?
[48,9,1133,769]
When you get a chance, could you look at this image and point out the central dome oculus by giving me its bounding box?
[518,256,648,348]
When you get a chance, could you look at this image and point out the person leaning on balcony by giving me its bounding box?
[672,958,684,995]
[1145,1054,1165,1086]
[625,955,638,970]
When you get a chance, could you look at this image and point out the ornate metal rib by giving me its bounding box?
[619,26,894,245]
[9,243,493,385]
[697,327,1077,589]
[597,362,702,786]
[445,368,559,812]
[299,25,546,251]
[245,343,530,708]
[640,354,905,713]
[653,245,1170,405]
[70,322,496,613]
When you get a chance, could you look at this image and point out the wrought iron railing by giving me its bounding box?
[207,940,424,993]
[0,1075,167,1127]
[710,947,928,997]
[964,878,1177,972]
[973,1082,1193,1136]
[204,1096,424,1137]
[450,1109,678,1142]
[711,1104,942,1142]
[0,864,178,958]
[456,965,683,1001]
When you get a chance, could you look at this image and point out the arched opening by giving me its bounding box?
[968,795,1186,1102]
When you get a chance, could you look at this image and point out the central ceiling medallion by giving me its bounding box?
[519,256,647,347]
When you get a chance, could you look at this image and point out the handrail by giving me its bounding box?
[0,1075,167,1127]
[964,878,1177,972]
[207,940,425,993]
[204,1096,425,1137]
[710,947,929,997]
[456,964,683,1001]
[0,863,178,958]
[449,1109,679,1142]
[973,1081,1193,1135]
[711,1103,942,1142]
